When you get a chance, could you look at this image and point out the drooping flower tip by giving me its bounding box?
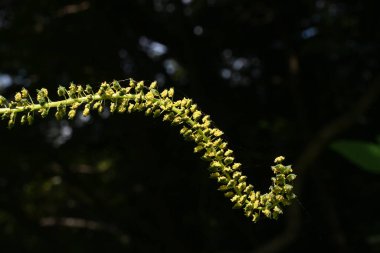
[274,156,285,164]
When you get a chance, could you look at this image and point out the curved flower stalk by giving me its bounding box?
[0,79,296,222]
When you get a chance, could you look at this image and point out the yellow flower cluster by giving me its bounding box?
[0,79,296,222]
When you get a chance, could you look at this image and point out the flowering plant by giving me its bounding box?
[0,79,296,222]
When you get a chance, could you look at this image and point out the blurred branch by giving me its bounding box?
[254,77,380,253]
[56,1,90,17]
[40,216,130,245]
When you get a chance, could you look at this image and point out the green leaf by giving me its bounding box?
[330,140,380,174]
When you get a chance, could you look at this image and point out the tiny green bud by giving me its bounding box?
[283,184,293,193]
[218,185,229,191]
[286,174,297,182]
[85,85,93,93]
[153,109,160,118]
[226,180,235,188]
[224,157,234,165]
[224,191,234,198]
[112,80,121,90]
[27,114,33,125]
[209,172,220,179]
[57,86,66,97]
[0,95,6,105]
[20,115,27,125]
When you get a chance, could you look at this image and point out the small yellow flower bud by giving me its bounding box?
[110,102,116,112]
[192,110,202,121]
[20,115,27,125]
[194,145,203,153]
[14,92,22,102]
[219,142,228,149]
[68,109,76,119]
[128,103,134,113]
[83,107,90,117]
[217,176,228,184]
[262,209,271,218]
[93,101,101,109]
[244,185,254,193]
[21,88,28,98]
[230,195,240,203]
[77,85,84,93]
[149,81,157,90]
[171,117,182,125]
[129,79,136,87]
[274,156,285,164]
[161,89,168,98]
[145,91,155,100]
[213,129,223,137]
[168,87,174,98]
[224,149,233,156]
[232,202,243,209]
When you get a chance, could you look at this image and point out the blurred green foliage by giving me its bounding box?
[331,139,380,174]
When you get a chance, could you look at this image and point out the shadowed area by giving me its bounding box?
[0,0,380,252]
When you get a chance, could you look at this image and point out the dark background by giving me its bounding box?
[1,0,380,252]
